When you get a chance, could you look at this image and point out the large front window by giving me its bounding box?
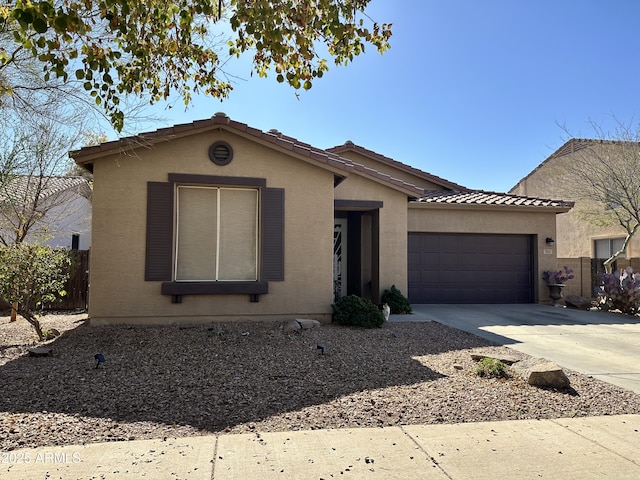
[175,186,258,281]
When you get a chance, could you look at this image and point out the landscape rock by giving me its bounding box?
[296,318,321,330]
[564,294,592,310]
[28,347,53,357]
[471,352,520,365]
[282,320,302,334]
[527,362,571,389]
[512,357,570,389]
[3,312,640,452]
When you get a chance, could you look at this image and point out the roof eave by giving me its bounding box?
[328,142,469,192]
[409,201,573,213]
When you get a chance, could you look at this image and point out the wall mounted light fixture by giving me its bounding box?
[545,237,555,245]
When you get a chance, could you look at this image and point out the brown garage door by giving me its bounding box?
[408,233,534,304]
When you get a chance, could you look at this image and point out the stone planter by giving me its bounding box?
[547,283,565,306]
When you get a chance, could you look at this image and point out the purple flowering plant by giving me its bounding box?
[542,266,574,285]
[597,267,640,315]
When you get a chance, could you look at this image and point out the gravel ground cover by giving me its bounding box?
[1,312,640,450]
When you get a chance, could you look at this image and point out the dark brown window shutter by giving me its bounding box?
[145,182,174,281]
[261,188,284,281]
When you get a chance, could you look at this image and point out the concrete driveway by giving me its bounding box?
[391,304,640,394]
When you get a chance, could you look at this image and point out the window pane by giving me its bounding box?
[176,186,217,280]
[218,188,258,280]
[594,239,609,259]
[611,238,626,257]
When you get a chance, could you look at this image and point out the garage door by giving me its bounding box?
[408,233,534,304]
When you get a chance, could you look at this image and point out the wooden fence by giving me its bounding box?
[0,250,89,312]
[49,250,90,310]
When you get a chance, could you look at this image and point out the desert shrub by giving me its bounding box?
[381,285,412,314]
[332,295,385,328]
[474,358,507,378]
[597,267,640,315]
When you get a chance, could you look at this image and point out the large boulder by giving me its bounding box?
[526,362,571,389]
[512,357,570,389]
[564,294,592,310]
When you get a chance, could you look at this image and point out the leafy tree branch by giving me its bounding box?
[1,0,391,131]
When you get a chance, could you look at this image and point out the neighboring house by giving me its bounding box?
[71,113,571,325]
[510,138,640,297]
[0,175,92,250]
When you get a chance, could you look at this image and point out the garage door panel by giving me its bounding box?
[438,252,460,266]
[408,233,533,304]
[421,252,441,266]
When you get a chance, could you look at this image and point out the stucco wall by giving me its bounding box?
[511,149,640,259]
[408,204,560,302]
[335,174,410,297]
[89,130,336,324]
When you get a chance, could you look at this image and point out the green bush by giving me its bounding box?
[474,358,507,378]
[381,285,412,314]
[332,295,385,328]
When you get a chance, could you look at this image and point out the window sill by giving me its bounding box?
[161,281,268,296]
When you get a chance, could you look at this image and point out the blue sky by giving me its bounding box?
[137,1,640,193]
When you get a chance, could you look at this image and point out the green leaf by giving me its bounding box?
[54,15,68,31]
[33,17,48,34]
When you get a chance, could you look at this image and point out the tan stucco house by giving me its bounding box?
[510,139,640,297]
[71,113,572,325]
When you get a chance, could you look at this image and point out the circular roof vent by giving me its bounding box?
[209,141,233,166]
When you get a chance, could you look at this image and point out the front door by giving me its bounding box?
[333,218,347,302]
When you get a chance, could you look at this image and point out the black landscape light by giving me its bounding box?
[94,353,105,369]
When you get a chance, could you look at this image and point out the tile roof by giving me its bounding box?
[1,176,91,203]
[71,112,425,197]
[327,141,469,192]
[415,190,574,210]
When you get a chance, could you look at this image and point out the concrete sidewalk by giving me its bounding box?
[3,415,639,479]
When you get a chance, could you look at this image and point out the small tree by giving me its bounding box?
[0,241,71,340]
[558,121,640,273]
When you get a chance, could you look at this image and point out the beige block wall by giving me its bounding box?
[554,257,592,299]
[408,205,561,303]
[335,175,410,297]
[89,130,336,324]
